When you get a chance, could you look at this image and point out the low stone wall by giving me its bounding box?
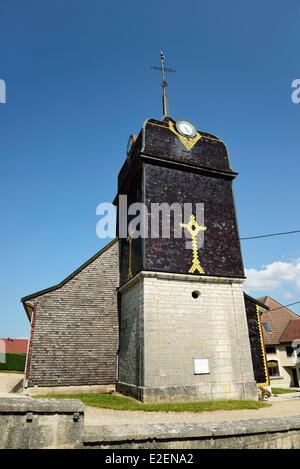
[0,397,84,449]
[2,397,300,449]
[83,416,300,449]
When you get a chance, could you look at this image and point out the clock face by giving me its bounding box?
[176,119,197,138]
[126,135,133,155]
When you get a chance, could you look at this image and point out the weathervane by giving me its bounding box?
[151,51,175,118]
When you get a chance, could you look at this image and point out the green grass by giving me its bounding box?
[0,370,24,374]
[271,387,298,394]
[33,393,271,412]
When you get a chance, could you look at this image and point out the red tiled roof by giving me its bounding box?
[258,297,300,345]
[280,320,300,343]
[1,338,28,354]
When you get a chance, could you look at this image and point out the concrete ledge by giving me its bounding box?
[84,422,214,443]
[0,396,85,413]
[0,397,85,449]
[24,384,115,396]
[83,415,300,449]
[119,270,245,293]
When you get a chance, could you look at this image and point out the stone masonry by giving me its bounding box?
[117,271,258,402]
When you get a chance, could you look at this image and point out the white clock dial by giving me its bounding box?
[176,119,197,138]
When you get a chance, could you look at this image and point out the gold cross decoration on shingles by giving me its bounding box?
[168,121,202,151]
[180,215,207,274]
[126,224,135,280]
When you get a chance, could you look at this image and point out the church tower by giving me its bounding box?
[114,53,257,402]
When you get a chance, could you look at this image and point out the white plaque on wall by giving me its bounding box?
[193,358,210,374]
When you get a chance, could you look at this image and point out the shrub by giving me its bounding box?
[0,353,26,372]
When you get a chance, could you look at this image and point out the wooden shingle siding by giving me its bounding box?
[24,240,118,388]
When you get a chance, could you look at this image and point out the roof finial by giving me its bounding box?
[151,51,176,119]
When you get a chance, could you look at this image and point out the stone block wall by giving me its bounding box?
[118,271,257,402]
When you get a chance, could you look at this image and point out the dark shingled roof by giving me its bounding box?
[280,319,300,343]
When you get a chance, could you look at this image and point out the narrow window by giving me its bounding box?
[268,360,279,377]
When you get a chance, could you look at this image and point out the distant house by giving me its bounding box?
[258,297,300,388]
[0,338,28,354]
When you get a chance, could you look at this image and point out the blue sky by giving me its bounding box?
[0,0,300,338]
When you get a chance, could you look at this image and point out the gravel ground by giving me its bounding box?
[0,372,23,393]
[84,393,300,425]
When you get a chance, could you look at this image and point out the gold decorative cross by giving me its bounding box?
[180,215,207,274]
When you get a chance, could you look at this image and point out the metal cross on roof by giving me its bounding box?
[150,51,175,118]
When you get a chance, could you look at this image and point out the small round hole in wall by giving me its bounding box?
[192,290,201,299]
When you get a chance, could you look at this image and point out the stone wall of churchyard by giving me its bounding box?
[83,416,300,450]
